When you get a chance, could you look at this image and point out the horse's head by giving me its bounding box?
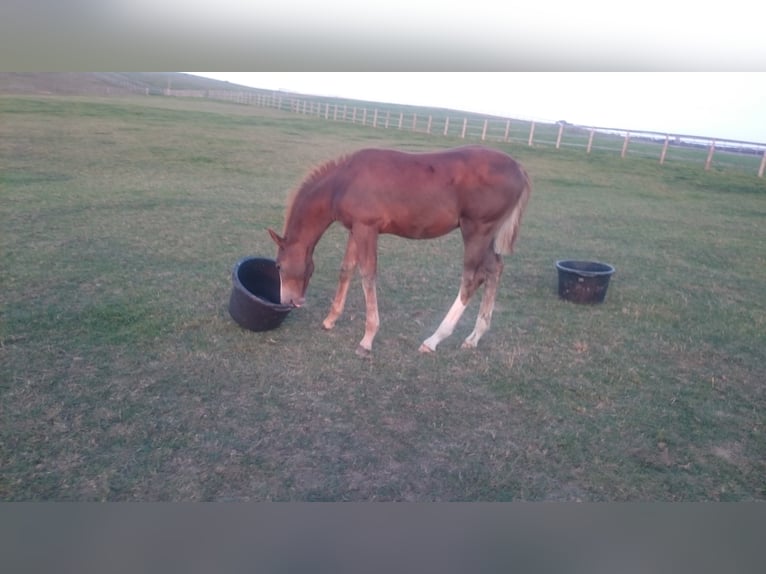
[268,229,314,308]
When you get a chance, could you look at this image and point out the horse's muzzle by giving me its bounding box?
[286,296,305,308]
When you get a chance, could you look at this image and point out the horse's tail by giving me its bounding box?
[494,166,532,256]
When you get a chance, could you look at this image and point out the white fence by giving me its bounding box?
[165,89,766,178]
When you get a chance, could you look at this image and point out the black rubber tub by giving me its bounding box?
[228,256,292,331]
[555,260,616,304]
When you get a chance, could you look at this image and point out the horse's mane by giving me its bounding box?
[282,155,348,234]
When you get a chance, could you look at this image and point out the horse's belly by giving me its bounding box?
[335,184,460,238]
[381,213,458,238]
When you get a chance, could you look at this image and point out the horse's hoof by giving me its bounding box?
[461,340,478,349]
[355,345,372,359]
[418,343,435,354]
[321,321,334,331]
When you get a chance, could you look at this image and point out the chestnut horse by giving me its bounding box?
[268,145,531,357]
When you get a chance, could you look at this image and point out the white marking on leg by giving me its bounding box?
[463,312,490,348]
[358,275,379,354]
[420,294,467,352]
[463,261,500,349]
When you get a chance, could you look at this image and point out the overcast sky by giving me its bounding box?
[193,73,766,143]
[4,5,765,143]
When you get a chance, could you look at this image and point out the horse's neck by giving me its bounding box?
[286,187,333,250]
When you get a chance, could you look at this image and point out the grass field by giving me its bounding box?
[1,95,764,501]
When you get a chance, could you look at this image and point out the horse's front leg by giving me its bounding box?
[352,226,379,358]
[356,274,379,358]
[322,232,357,330]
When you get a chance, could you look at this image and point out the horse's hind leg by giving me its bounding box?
[420,231,498,353]
[419,292,470,353]
[323,232,357,330]
[463,253,503,349]
[420,235,487,352]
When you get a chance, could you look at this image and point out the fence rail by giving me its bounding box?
[163,88,766,178]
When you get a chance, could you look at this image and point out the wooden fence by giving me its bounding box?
[165,89,766,178]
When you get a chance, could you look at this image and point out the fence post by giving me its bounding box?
[528,122,535,146]
[481,119,488,141]
[385,111,390,129]
[325,103,329,120]
[352,107,357,123]
[504,119,510,142]
[705,140,716,170]
[621,132,630,158]
[398,113,404,130]
[362,108,367,126]
[372,109,378,128]
[427,115,432,135]
[586,128,595,154]
[461,118,467,139]
[555,123,564,149]
[759,149,766,178]
[660,135,669,164]
[412,113,417,131]
[443,116,450,136]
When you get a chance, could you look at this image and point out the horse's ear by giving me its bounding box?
[267,228,285,248]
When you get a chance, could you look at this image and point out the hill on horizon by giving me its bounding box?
[0,72,260,96]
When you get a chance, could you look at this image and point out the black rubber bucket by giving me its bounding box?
[228,256,292,331]
[555,260,615,304]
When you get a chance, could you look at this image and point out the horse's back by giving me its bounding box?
[329,146,528,239]
[345,145,524,194]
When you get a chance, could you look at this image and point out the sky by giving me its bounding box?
[193,73,766,143]
[3,4,764,142]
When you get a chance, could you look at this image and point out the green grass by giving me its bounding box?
[1,95,764,501]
